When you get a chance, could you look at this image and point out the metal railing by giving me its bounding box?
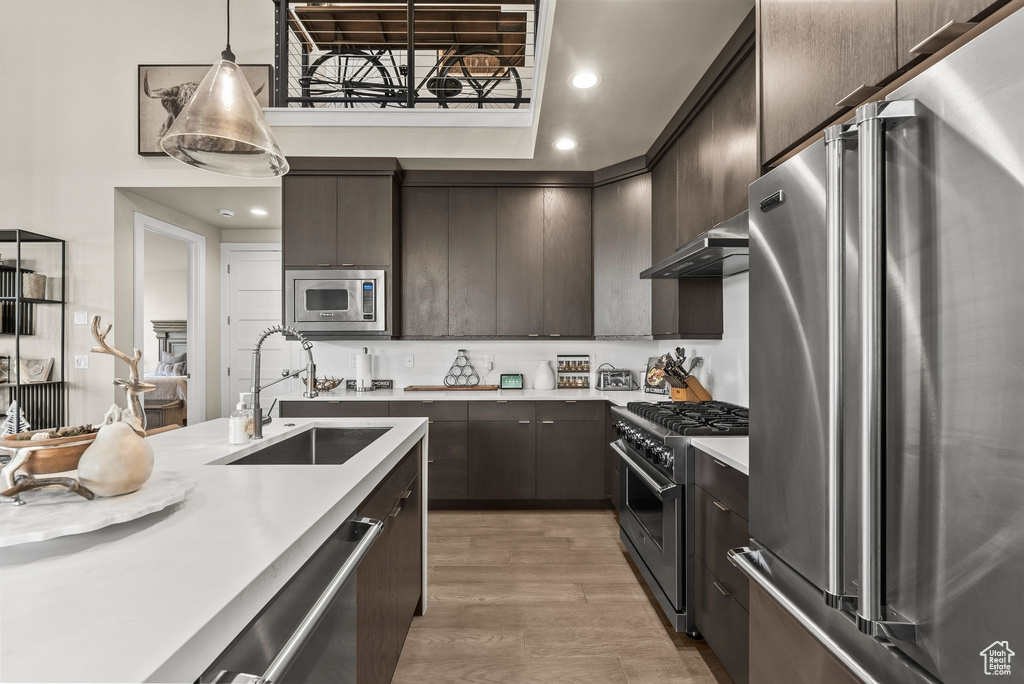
[274,0,536,109]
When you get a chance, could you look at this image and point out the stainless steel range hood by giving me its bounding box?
[640,210,748,278]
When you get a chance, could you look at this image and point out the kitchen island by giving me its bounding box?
[0,416,428,683]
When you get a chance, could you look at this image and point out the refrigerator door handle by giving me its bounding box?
[854,99,919,642]
[823,123,858,613]
[727,547,885,684]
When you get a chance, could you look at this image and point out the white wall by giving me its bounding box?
[1,1,279,424]
[142,232,187,373]
[660,272,749,405]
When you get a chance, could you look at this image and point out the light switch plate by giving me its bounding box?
[74,355,89,369]
[74,311,89,325]
[405,354,415,368]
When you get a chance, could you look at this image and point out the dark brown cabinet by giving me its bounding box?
[760,0,897,163]
[496,188,545,336]
[283,175,338,268]
[424,422,468,500]
[676,107,713,246]
[651,143,679,337]
[283,173,398,269]
[468,419,536,499]
[694,448,749,684]
[337,176,397,266]
[543,187,593,337]
[448,187,497,336]
[357,449,422,684]
[401,187,449,337]
[897,0,1000,68]
[279,400,389,418]
[536,420,605,499]
[711,53,758,224]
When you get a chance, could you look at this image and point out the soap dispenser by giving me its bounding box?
[229,392,254,445]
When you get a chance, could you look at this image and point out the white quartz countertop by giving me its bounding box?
[0,416,428,683]
[689,436,749,475]
[278,387,655,406]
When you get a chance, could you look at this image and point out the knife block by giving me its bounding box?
[667,376,712,402]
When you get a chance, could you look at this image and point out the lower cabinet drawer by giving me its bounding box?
[390,400,468,422]
[695,448,749,520]
[280,401,390,418]
[536,400,605,422]
[427,422,468,500]
[696,559,749,684]
[695,485,750,610]
[359,447,420,521]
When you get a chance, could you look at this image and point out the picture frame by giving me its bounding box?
[0,355,9,384]
[19,358,54,383]
[138,64,274,156]
[644,356,669,395]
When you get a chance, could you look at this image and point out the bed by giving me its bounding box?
[144,320,188,428]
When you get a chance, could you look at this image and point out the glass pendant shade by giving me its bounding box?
[160,57,288,178]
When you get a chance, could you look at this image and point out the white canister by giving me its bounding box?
[533,361,555,390]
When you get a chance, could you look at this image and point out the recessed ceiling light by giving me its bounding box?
[569,70,601,89]
[250,208,269,216]
[218,209,235,218]
[553,138,578,151]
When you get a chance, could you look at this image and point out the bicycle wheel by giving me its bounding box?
[300,49,395,108]
[436,47,523,109]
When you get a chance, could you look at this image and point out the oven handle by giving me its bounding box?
[612,442,679,500]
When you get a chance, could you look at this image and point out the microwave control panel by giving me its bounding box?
[362,281,375,319]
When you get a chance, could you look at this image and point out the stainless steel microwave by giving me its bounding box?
[285,269,386,333]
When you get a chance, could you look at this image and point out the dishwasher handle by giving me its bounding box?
[214,517,384,684]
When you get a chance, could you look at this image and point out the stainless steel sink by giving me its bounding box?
[225,427,391,466]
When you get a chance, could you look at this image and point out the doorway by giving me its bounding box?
[133,212,206,425]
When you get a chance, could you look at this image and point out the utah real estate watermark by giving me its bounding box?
[980,641,1015,676]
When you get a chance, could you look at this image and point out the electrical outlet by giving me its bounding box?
[74,355,89,369]
[350,354,357,368]
[484,354,494,371]
[405,354,415,368]
[74,311,89,325]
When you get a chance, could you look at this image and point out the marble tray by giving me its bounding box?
[0,470,196,547]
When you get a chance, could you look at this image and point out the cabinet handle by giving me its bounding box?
[388,502,403,518]
[541,420,555,424]
[713,459,729,468]
[713,581,731,597]
[549,334,561,337]
[835,84,881,108]
[565,400,577,404]
[909,20,976,56]
[427,460,436,464]
[496,400,508,403]
[712,500,730,512]
[422,400,434,404]
[341,263,355,267]
[318,263,331,267]
[429,420,435,424]
[401,489,412,499]
[528,333,540,337]
[519,420,531,424]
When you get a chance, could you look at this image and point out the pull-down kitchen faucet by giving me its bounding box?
[249,325,318,439]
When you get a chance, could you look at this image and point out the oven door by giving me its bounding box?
[613,440,683,609]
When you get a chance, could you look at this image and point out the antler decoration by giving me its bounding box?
[90,316,143,384]
[90,315,154,429]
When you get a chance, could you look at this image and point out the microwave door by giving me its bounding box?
[295,281,355,323]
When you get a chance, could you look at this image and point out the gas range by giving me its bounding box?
[612,401,748,483]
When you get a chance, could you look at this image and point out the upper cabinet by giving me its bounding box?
[593,173,652,338]
[283,166,399,269]
[677,107,714,247]
[651,143,680,338]
[543,187,593,337]
[759,0,897,163]
[448,187,497,337]
[496,188,545,337]
[711,54,758,224]
[401,187,449,337]
[283,175,338,268]
[897,0,1003,67]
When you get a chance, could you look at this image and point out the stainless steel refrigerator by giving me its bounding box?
[733,10,1023,684]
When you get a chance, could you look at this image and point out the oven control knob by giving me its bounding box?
[657,448,672,467]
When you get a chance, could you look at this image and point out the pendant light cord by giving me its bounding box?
[222,0,236,62]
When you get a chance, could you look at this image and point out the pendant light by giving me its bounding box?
[160,0,288,178]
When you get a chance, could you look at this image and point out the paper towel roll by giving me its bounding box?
[355,349,372,389]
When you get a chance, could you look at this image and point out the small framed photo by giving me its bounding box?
[0,355,10,384]
[644,357,669,395]
[138,64,273,156]
[19,358,54,383]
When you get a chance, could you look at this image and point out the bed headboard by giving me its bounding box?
[152,320,187,359]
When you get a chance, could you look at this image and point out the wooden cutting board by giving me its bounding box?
[404,385,500,391]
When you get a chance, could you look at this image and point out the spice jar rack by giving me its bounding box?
[556,354,590,389]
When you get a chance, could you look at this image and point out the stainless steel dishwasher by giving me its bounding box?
[199,517,383,684]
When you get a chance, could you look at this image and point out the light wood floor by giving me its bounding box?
[392,509,732,684]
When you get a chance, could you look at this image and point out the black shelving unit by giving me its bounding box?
[0,229,66,430]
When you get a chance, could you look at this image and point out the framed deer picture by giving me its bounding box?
[138,64,273,156]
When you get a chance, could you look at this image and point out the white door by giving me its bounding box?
[222,246,297,416]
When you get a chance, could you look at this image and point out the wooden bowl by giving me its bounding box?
[0,430,98,475]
